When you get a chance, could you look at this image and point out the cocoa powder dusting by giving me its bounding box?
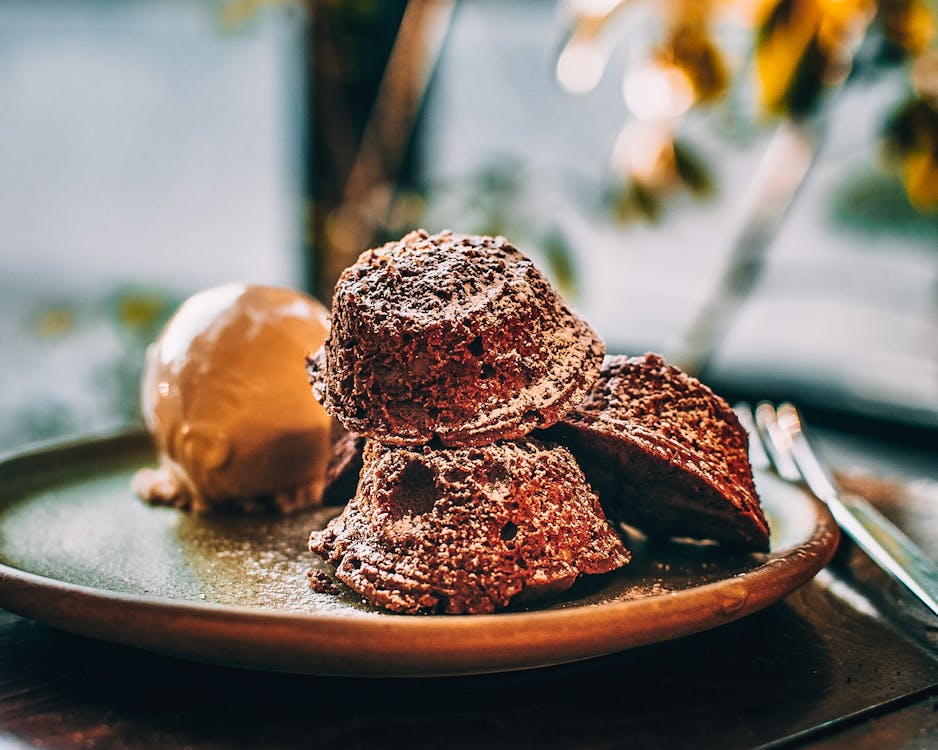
[545,354,770,551]
[308,438,630,615]
[307,229,604,447]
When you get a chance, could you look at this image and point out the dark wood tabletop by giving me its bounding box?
[0,463,934,750]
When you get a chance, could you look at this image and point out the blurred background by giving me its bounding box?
[1,0,935,477]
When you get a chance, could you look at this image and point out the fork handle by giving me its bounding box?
[787,426,938,618]
[840,494,938,616]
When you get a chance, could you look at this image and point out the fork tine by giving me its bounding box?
[754,402,801,482]
[776,402,839,499]
[733,402,771,471]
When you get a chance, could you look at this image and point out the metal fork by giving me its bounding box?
[735,401,938,619]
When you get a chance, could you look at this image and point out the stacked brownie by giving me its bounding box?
[306,229,629,614]
[307,229,606,446]
[307,229,770,615]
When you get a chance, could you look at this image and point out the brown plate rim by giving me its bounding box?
[0,431,840,677]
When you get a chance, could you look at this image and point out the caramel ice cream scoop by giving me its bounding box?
[132,284,332,513]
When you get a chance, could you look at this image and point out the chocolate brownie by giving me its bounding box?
[307,229,605,447]
[545,354,770,551]
[308,438,631,614]
[320,420,365,506]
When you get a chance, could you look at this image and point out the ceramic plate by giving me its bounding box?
[0,432,838,676]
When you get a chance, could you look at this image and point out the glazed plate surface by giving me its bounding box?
[0,432,838,676]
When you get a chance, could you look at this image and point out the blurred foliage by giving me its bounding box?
[831,167,938,233]
[8,290,180,447]
[31,306,75,339]
[883,94,938,207]
[660,22,730,105]
[879,0,935,55]
[607,136,713,222]
[307,0,938,301]
[216,0,304,31]
[882,50,938,209]
[755,0,875,116]
[566,0,938,217]
[376,164,581,296]
[106,289,180,427]
[541,230,578,298]
[111,290,173,336]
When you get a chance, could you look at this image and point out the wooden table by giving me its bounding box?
[0,461,934,749]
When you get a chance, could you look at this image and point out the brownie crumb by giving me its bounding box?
[307,568,340,595]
